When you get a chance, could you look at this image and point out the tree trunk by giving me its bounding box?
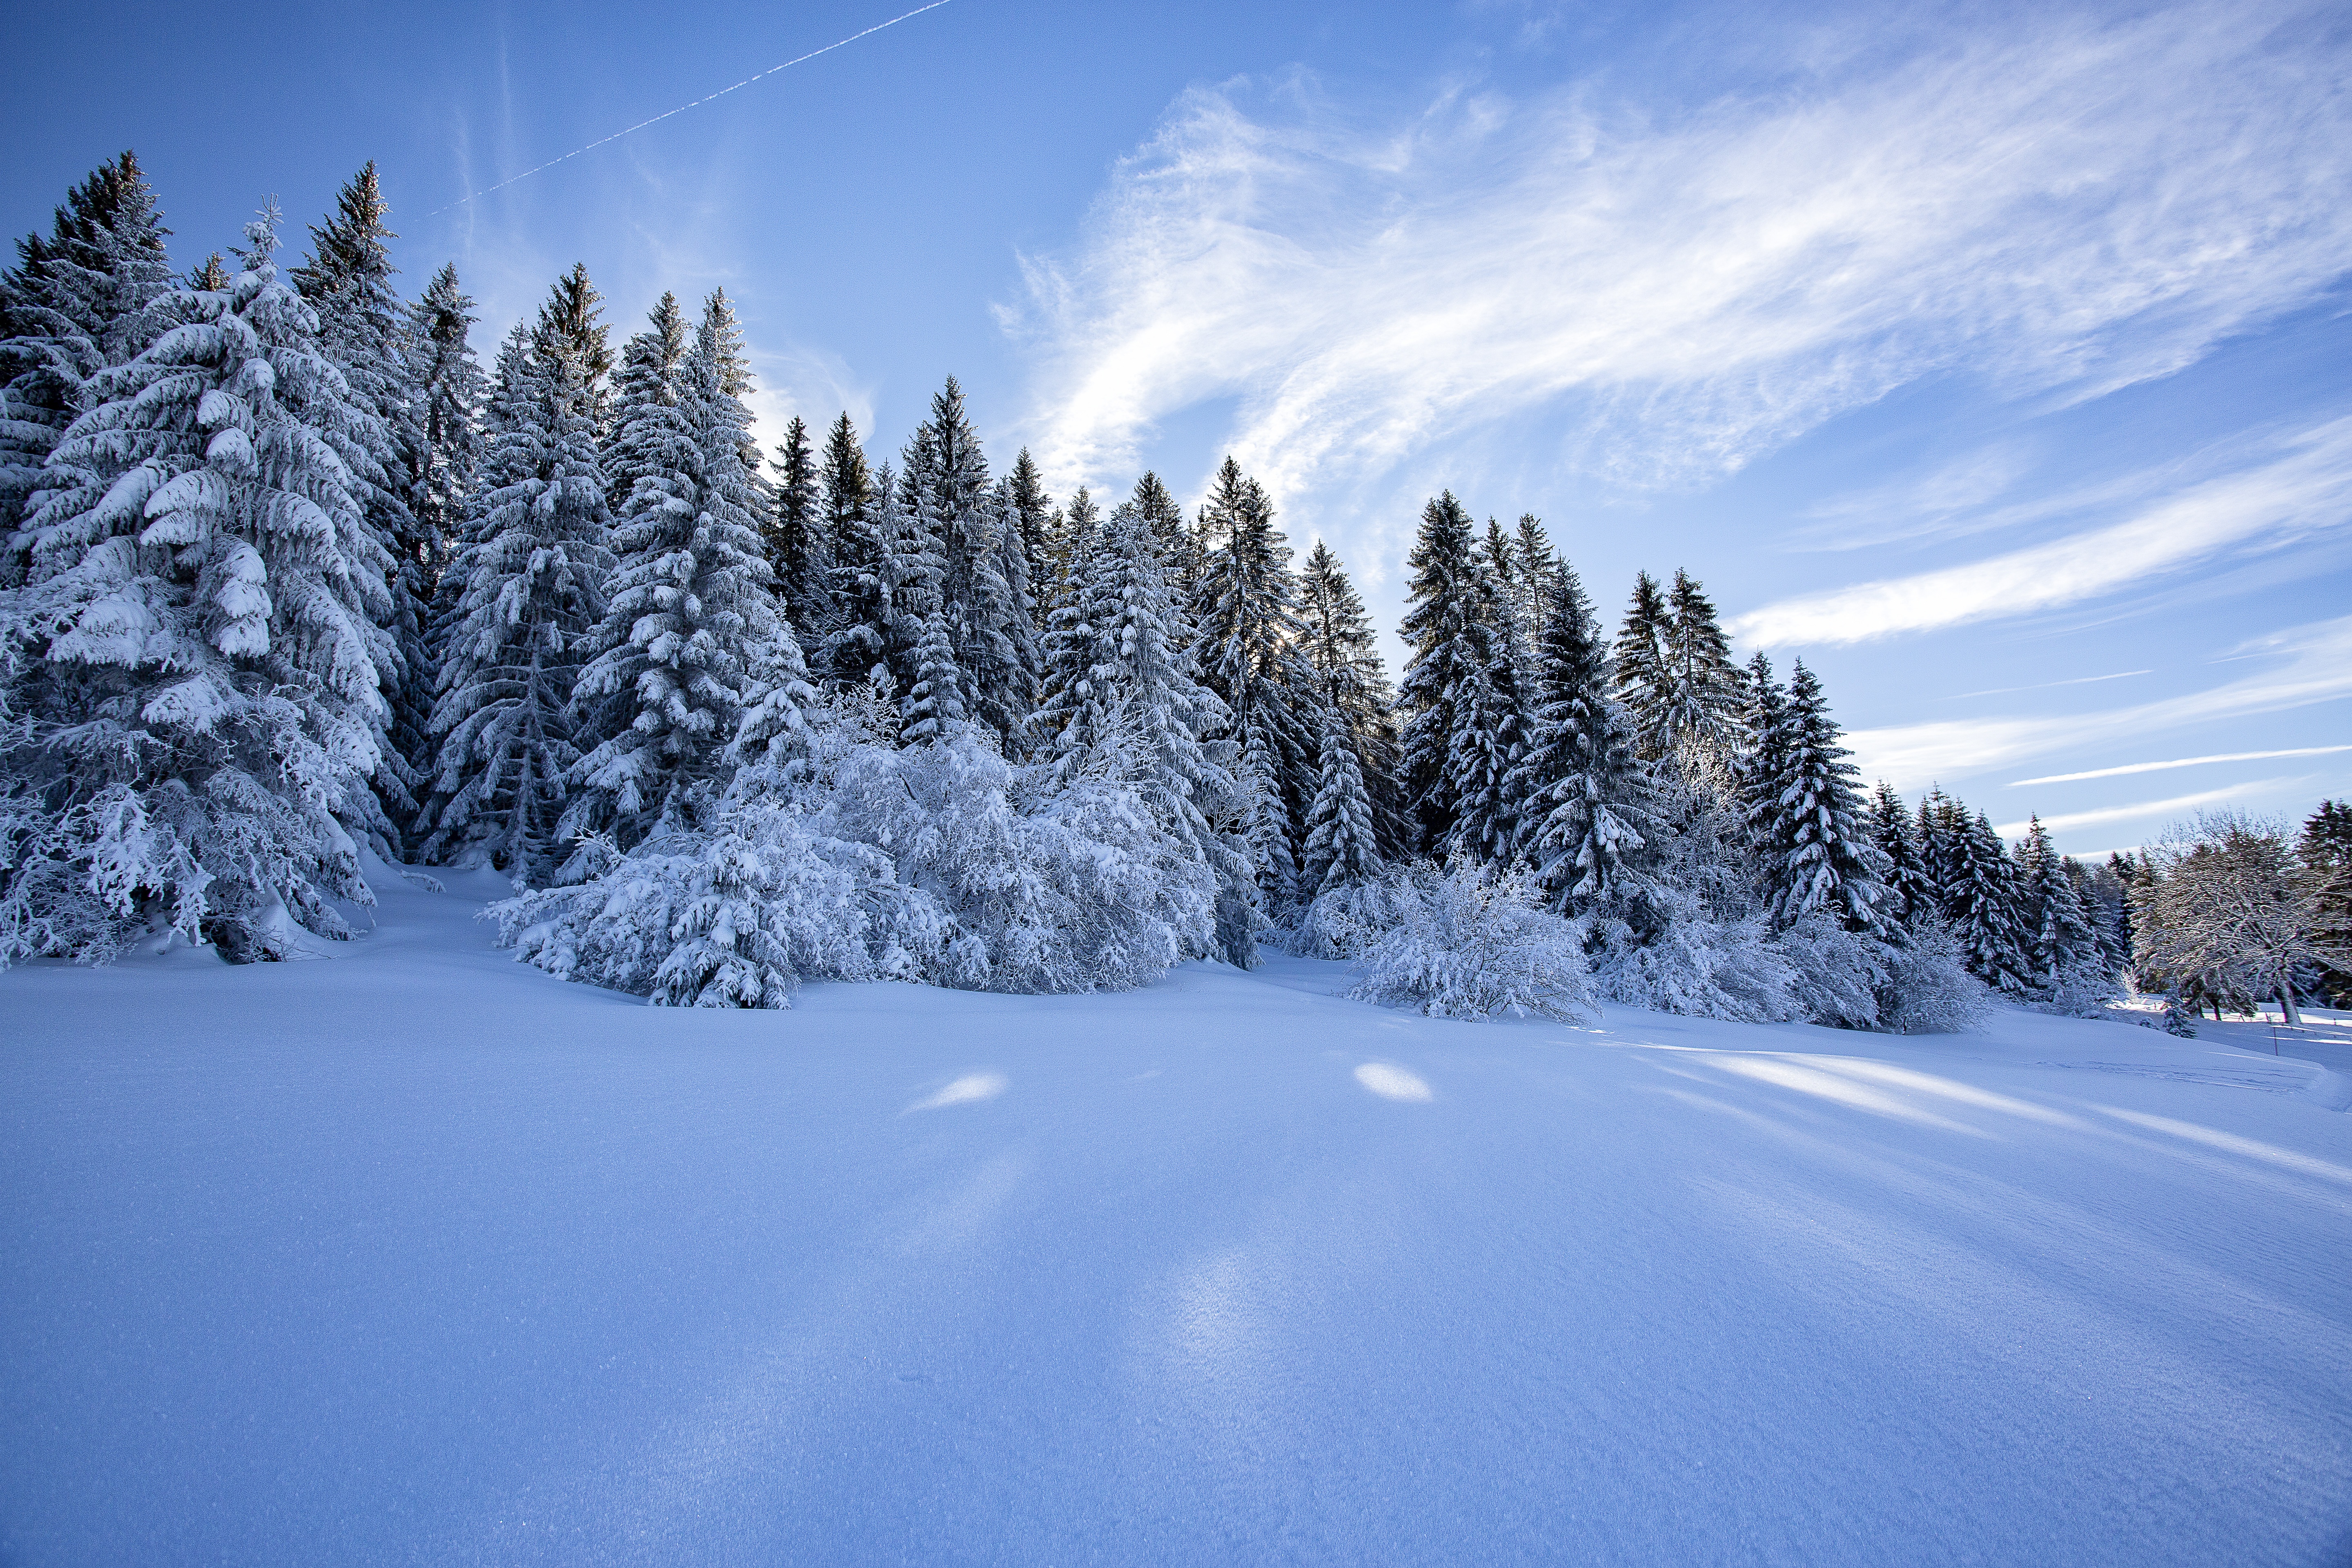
[2278,976,2303,1028]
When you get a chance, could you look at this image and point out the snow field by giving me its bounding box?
[3,869,2349,1566]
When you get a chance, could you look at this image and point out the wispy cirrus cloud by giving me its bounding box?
[2012,746,2352,786]
[1732,417,2352,647]
[1845,614,2352,789]
[1004,0,2352,508]
[1993,782,2291,839]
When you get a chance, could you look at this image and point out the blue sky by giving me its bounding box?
[7,0,2348,855]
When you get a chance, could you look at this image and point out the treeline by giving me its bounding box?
[2,156,2338,1025]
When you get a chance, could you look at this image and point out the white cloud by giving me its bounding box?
[2012,746,2352,786]
[1993,782,2286,838]
[1845,614,2352,789]
[1005,0,2352,510]
[1732,418,2352,646]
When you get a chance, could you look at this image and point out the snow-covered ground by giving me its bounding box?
[4,866,2349,1567]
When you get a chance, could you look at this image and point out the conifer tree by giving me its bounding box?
[1657,569,1742,774]
[766,416,822,630]
[1508,557,1660,918]
[1297,539,1405,854]
[902,379,1027,743]
[1511,515,1557,654]
[1004,448,1054,631]
[402,263,484,595]
[0,209,394,961]
[1868,780,1937,929]
[1134,469,1197,603]
[1948,810,2031,993]
[1030,490,1111,778]
[1736,651,1789,872]
[293,164,434,845]
[567,299,787,843]
[600,293,690,512]
[531,264,612,430]
[1751,661,1886,932]
[0,152,174,560]
[1194,462,1315,897]
[420,326,610,877]
[2019,815,2099,986]
[815,412,886,687]
[1615,571,1673,756]
[1301,708,1381,895]
[1396,491,1488,853]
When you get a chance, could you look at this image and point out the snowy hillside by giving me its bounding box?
[4,868,2348,1566]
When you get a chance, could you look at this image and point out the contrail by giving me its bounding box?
[430,0,958,216]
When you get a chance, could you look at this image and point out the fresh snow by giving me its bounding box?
[4,863,2349,1566]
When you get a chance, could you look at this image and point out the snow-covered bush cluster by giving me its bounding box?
[8,155,2281,1032]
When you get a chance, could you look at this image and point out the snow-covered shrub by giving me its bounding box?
[1874,924,1991,1035]
[2032,959,2120,1020]
[1586,890,1799,1023]
[1351,860,1595,1021]
[493,717,1215,1006]
[1287,870,1419,959]
[1774,915,1885,1030]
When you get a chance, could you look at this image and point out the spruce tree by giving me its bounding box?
[1030,490,1111,780]
[902,378,1027,744]
[1735,651,1790,882]
[293,163,432,846]
[1451,525,1528,864]
[2018,816,2098,987]
[1948,810,2031,993]
[1194,462,1315,898]
[567,299,787,843]
[0,152,174,561]
[1301,707,1382,895]
[1397,491,1488,855]
[531,264,612,431]
[420,327,611,877]
[0,209,395,960]
[1657,569,1742,774]
[1004,448,1054,631]
[1868,780,1937,929]
[1752,661,1886,932]
[764,414,824,636]
[601,292,691,513]
[402,263,485,598]
[1508,557,1660,918]
[1135,468,1197,603]
[815,412,886,687]
[1614,571,1673,757]
[1297,539,1405,855]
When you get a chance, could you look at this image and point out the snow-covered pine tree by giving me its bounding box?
[1656,570,1743,780]
[765,416,826,633]
[531,264,612,432]
[1084,498,1255,966]
[1614,571,1673,757]
[1947,809,2031,994]
[1507,556,1660,918]
[0,152,174,564]
[900,605,969,742]
[870,460,941,700]
[989,475,1041,753]
[1194,461,1316,900]
[2018,815,2100,989]
[419,325,611,878]
[900,379,1028,744]
[292,164,432,849]
[1735,651,1790,886]
[814,412,886,688]
[1753,661,1886,932]
[1296,538,1406,857]
[0,209,395,962]
[1511,514,1557,664]
[598,293,690,513]
[566,297,786,844]
[1868,780,1937,929]
[1004,448,1054,632]
[1448,531,1526,866]
[1029,489,1110,781]
[1301,705,1381,895]
[1134,469,1198,605]
[1038,484,1096,624]
[1916,786,1965,908]
[402,263,484,601]
[1396,490,1490,855]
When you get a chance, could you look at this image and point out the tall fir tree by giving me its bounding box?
[1507,557,1660,918]
[567,297,790,844]
[420,326,610,878]
[1868,780,1938,930]
[0,209,395,960]
[401,263,484,604]
[1749,660,1886,932]
[1134,468,1197,605]
[902,378,1028,744]
[530,263,612,431]
[1614,571,1673,757]
[1301,706,1382,896]
[1296,539,1405,856]
[1004,448,1054,632]
[0,152,174,568]
[815,412,887,687]
[763,414,824,637]
[1947,810,2031,993]
[292,163,432,846]
[1656,569,1743,776]
[1029,489,1111,780]
[1396,491,1489,855]
[600,292,690,513]
[1193,462,1314,899]
[2018,817,2098,987]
